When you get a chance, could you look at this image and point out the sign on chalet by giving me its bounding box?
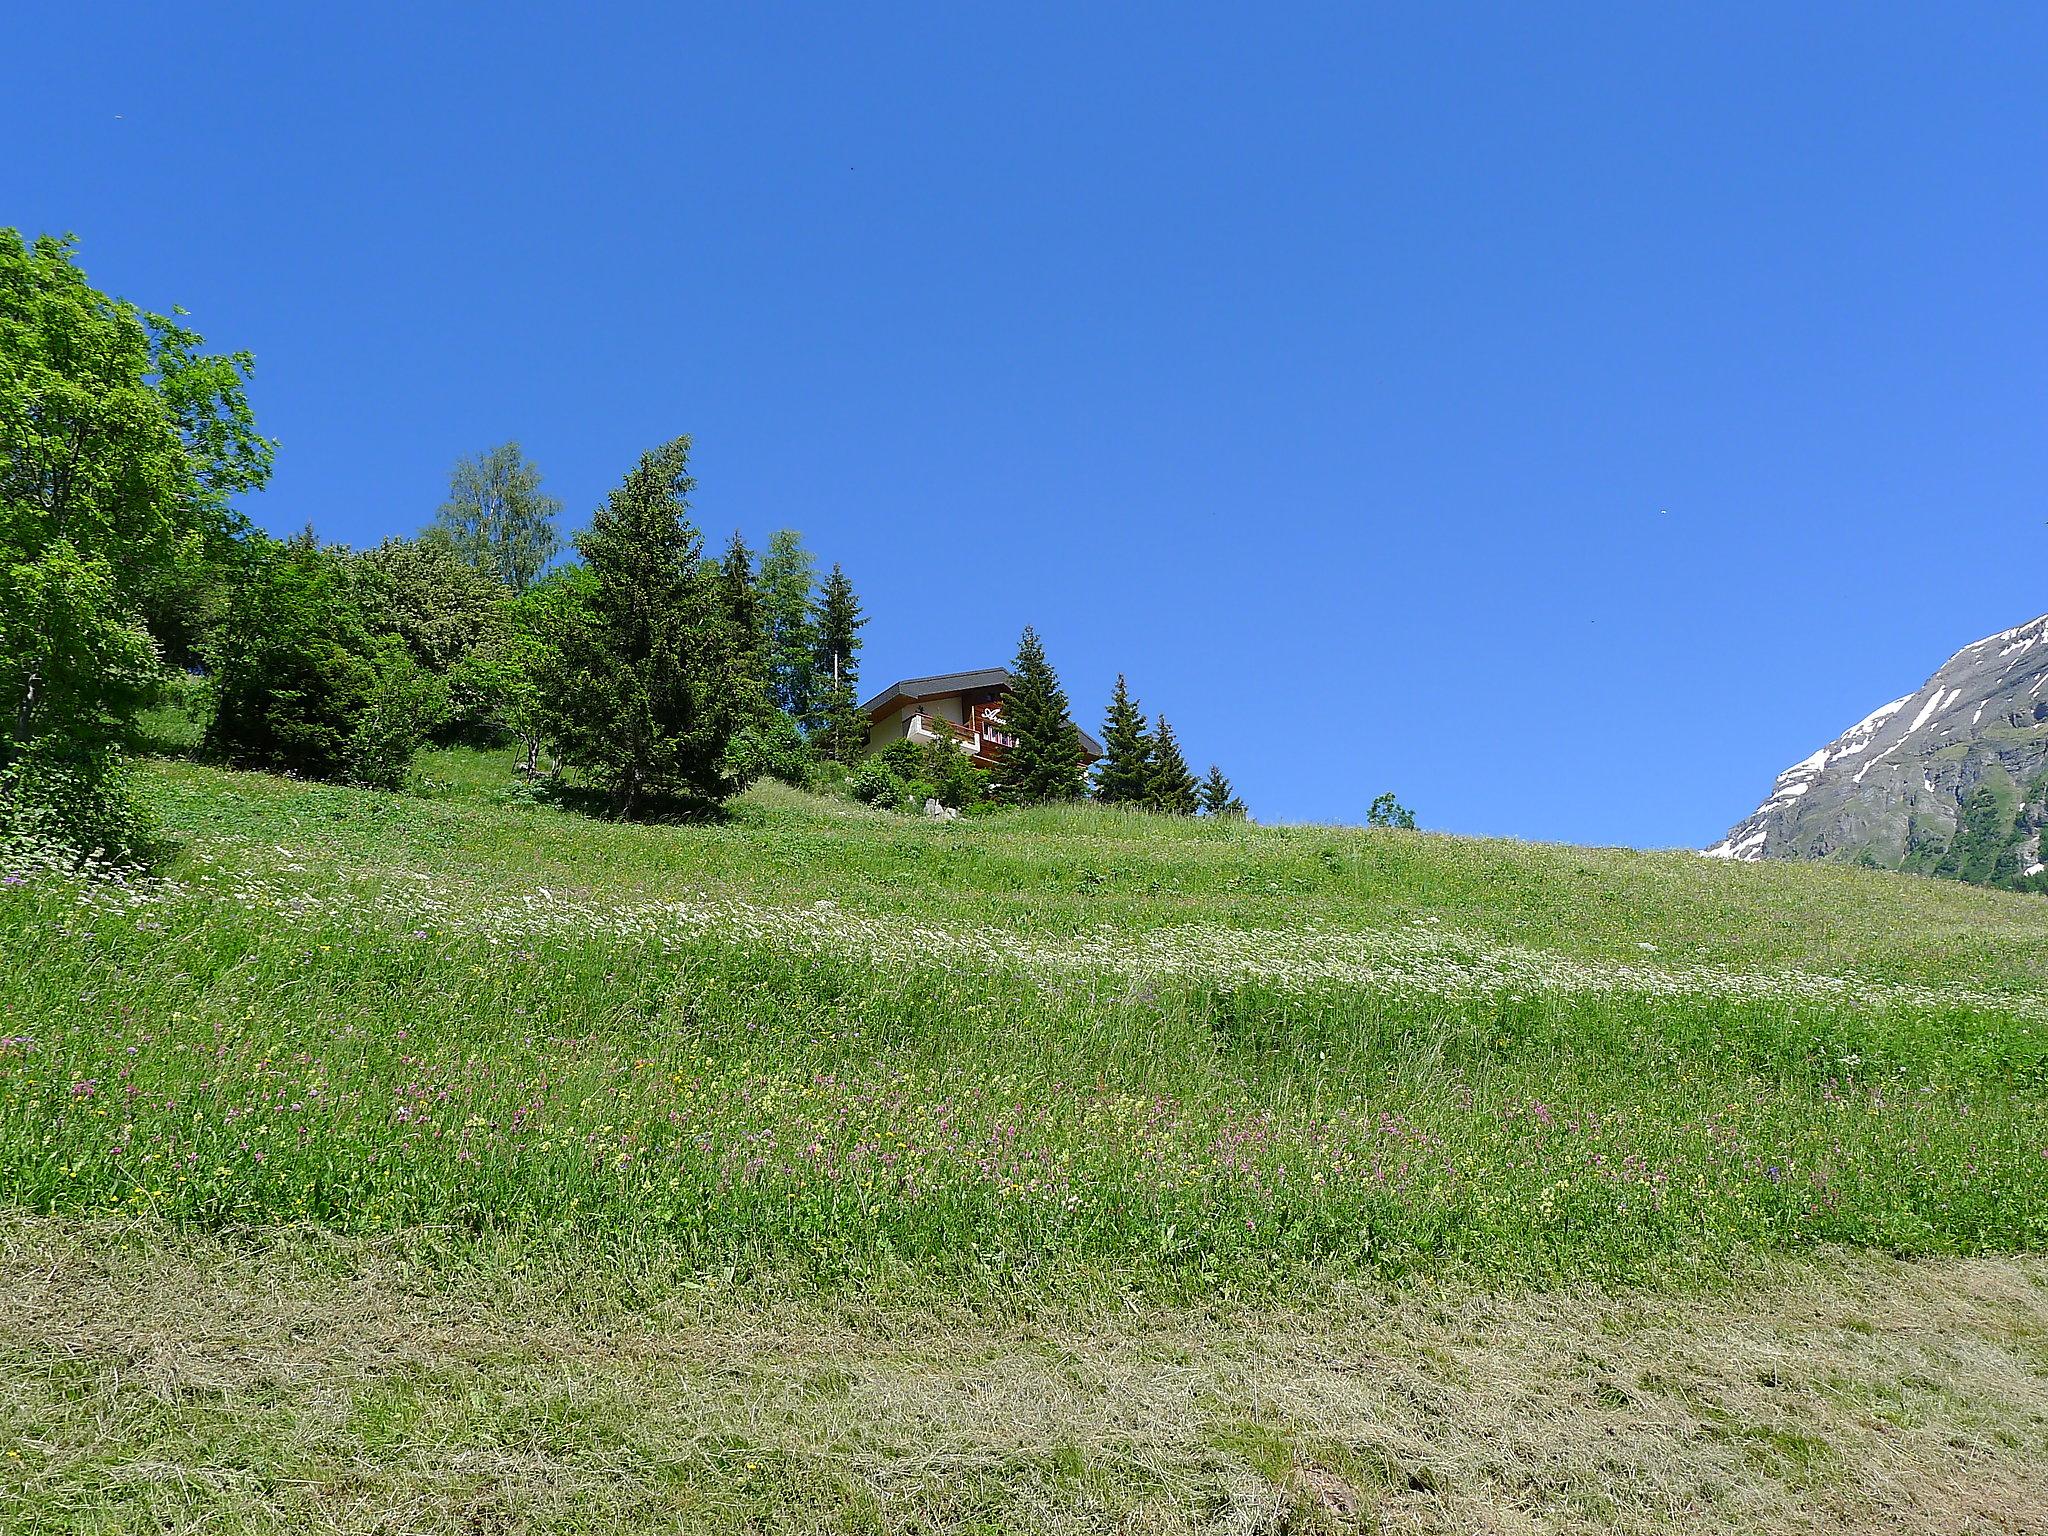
[860,668,1105,770]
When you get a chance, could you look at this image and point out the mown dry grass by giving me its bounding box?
[4,1218,2044,1534]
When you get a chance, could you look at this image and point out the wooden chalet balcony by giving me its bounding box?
[905,710,1015,763]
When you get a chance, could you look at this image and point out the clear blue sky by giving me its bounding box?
[10,4,2047,846]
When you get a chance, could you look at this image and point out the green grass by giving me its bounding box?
[2,747,2045,1291]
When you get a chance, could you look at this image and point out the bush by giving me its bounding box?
[723,711,814,789]
[0,743,154,870]
[204,538,443,788]
[848,758,901,808]
[344,639,447,789]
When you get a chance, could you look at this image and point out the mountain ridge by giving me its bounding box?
[1707,612,2048,889]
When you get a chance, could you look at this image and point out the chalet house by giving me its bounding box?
[860,668,1105,770]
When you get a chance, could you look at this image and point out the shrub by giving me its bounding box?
[723,711,814,788]
[0,742,154,870]
[344,639,447,789]
[848,757,901,808]
[204,539,443,788]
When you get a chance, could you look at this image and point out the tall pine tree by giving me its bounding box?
[1199,764,1246,818]
[989,626,1086,804]
[716,532,766,699]
[535,437,746,816]
[810,563,865,694]
[1092,674,1154,804]
[1146,715,1198,815]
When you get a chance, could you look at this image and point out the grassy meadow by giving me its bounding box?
[4,747,2048,1530]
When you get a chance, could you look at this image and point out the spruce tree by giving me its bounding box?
[1146,715,1198,815]
[988,626,1086,805]
[1199,764,1247,818]
[1092,674,1154,804]
[715,532,769,708]
[535,437,746,816]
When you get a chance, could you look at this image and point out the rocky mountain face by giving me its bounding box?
[1707,613,2048,890]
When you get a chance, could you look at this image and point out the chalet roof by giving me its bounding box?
[862,667,1104,760]
[859,668,1011,714]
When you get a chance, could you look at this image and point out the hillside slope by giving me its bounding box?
[3,752,2046,1534]
[1709,612,2048,886]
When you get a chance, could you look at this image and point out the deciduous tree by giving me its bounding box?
[1,230,271,857]
[431,442,562,593]
[756,529,817,721]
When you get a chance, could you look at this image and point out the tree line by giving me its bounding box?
[1,231,1277,865]
[0,232,875,859]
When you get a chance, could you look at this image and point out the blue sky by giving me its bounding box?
[9,4,2048,845]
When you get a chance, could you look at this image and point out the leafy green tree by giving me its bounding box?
[470,566,593,774]
[1199,764,1246,818]
[1,230,270,857]
[0,540,161,859]
[1367,791,1417,830]
[1146,715,1198,815]
[533,437,749,816]
[431,442,562,593]
[756,529,818,720]
[356,537,507,673]
[989,627,1086,805]
[1092,674,1154,805]
[345,637,449,789]
[203,536,443,786]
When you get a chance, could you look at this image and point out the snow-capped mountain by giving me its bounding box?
[1707,613,2048,887]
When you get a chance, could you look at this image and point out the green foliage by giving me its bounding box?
[1093,674,1154,805]
[344,638,449,790]
[715,532,768,697]
[1933,779,2022,887]
[809,562,866,737]
[1199,765,1246,818]
[846,735,990,814]
[1,538,160,756]
[724,709,814,788]
[202,537,443,786]
[812,672,868,767]
[989,627,1086,805]
[1147,715,1198,815]
[1368,792,1418,830]
[532,438,750,816]
[429,442,562,593]
[848,756,901,808]
[0,739,154,868]
[757,530,818,722]
[0,230,270,860]
[355,537,508,673]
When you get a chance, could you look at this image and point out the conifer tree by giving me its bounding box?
[715,531,769,706]
[1146,715,1198,815]
[1092,674,1154,805]
[1199,764,1247,818]
[808,562,866,736]
[534,436,746,816]
[756,529,818,720]
[988,626,1086,805]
